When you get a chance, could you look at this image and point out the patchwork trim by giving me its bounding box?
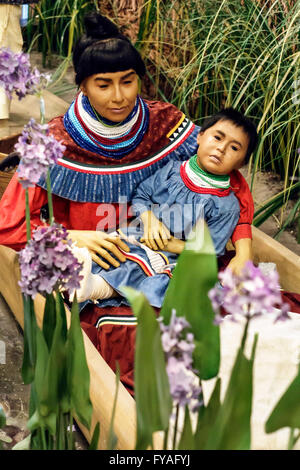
[37,124,200,203]
[95,315,137,329]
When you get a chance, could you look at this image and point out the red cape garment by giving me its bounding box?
[0,99,256,395]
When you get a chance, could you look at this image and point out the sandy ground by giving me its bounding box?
[0,52,299,450]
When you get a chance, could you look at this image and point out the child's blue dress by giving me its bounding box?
[82,160,240,309]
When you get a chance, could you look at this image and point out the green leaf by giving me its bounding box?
[21,294,37,384]
[66,294,93,430]
[107,364,120,450]
[0,405,6,428]
[177,406,195,450]
[194,377,221,449]
[34,327,50,417]
[39,292,68,417]
[88,422,100,450]
[204,328,258,450]
[161,221,220,380]
[27,409,57,437]
[12,434,31,450]
[265,364,300,433]
[42,293,56,350]
[123,287,172,450]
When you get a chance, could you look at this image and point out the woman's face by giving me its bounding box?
[80,69,139,122]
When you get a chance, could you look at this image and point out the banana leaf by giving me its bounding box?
[160,221,220,380]
[123,287,172,450]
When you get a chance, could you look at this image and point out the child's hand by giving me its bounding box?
[139,210,171,250]
[228,238,252,276]
[227,253,250,276]
[163,236,185,254]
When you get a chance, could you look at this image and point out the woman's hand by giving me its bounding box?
[68,230,130,270]
[139,210,171,250]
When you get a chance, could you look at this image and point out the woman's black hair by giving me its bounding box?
[73,12,146,85]
[200,108,258,163]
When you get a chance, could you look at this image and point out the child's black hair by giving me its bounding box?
[200,108,258,163]
[73,12,146,86]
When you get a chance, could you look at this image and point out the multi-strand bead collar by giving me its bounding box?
[64,92,149,158]
[180,154,231,196]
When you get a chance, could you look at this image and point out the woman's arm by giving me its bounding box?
[0,173,48,251]
[0,174,130,268]
[67,230,129,270]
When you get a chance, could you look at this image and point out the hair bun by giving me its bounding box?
[84,12,120,40]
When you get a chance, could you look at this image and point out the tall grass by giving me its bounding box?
[133,0,300,231]
[26,0,300,233]
[25,0,99,86]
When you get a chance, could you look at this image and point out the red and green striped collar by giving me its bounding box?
[180,155,231,196]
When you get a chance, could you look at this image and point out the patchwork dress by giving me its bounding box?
[0,93,254,394]
[83,158,240,310]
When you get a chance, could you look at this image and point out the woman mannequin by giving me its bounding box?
[0,12,253,394]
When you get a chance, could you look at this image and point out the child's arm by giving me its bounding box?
[132,162,176,250]
[227,238,252,275]
[230,169,254,243]
[229,170,254,274]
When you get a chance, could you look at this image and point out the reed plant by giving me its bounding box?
[133,0,300,232]
[26,0,300,231]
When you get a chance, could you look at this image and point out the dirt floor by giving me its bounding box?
[0,52,299,450]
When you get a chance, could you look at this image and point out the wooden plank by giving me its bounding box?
[252,225,300,293]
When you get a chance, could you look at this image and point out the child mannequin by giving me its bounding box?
[72,108,258,308]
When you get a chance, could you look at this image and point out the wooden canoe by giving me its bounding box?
[1,197,299,450]
[1,91,300,449]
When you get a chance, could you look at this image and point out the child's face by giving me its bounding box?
[196,120,249,175]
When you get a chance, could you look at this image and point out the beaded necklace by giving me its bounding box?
[64,92,149,158]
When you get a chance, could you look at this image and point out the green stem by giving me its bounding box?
[46,170,54,224]
[39,95,45,125]
[293,430,300,448]
[163,426,169,450]
[25,189,31,241]
[241,315,250,352]
[40,426,48,450]
[172,404,180,450]
[288,428,295,450]
[68,412,74,450]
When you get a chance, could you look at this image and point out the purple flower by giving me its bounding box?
[15,119,65,189]
[0,47,51,100]
[18,223,83,298]
[159,310,202,411]
[208,261,289,323]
